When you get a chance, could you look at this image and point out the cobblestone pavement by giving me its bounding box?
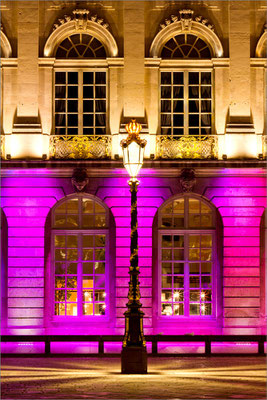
[1,356,266,400]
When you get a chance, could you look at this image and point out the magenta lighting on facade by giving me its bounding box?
[120,120,148,374]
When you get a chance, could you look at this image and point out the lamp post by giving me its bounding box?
[120,120,147,374]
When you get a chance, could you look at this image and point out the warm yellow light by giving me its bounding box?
[125,120,142,135]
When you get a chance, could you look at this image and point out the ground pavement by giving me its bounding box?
[1,356,266,400]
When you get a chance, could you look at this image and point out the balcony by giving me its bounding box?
[156,135,218,159]
[49,135,112,159]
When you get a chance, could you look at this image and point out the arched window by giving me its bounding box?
[157,195,218,318]
[54,32,107,136]
[161,33,212,59]
[45,10,119,138]
[51,194,110,318]
[55,33,106,59]
[150,12,223,139]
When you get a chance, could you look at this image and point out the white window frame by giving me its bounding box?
[159,67,214,136]
[53,67,108,136]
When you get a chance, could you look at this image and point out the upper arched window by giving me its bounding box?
[51,194,109,318]
[54,33,107,136]
[55,33,107,59]
[161,33,212,59]
[157,195,217,318]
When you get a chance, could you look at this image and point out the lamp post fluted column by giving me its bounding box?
[120,120,147,374]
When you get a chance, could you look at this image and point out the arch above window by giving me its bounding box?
[150,19,223,58]
[256,26,267,58]
[0,28,12,58]
[44,20,118,58]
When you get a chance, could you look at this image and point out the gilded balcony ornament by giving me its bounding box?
[156,135,218,160]
[50,135,111,159]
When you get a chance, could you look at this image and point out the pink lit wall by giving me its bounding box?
[1,168,266,336]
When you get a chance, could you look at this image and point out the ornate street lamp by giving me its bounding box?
[120,120,147,374]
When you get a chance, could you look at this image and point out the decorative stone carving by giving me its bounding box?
[52,8,109,32]
[71,168,89,192]
[179,9,194,30]
[159,9,214,32]
[179,168,196,193]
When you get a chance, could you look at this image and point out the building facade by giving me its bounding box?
[1,1,266,348]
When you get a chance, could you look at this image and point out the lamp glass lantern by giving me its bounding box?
[120,120,147,181]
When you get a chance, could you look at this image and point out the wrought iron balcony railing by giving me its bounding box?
[49,135,112,159]
[156,135,218,159]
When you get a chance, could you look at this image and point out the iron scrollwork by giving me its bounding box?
[156,135,218,159]
[50,135,111,159]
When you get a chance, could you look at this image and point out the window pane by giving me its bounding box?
[68,72,78,84]
[201,263,212,274]
[162,303,173,315]
[95,262,105,274]
[83,72,93,84]
[55,277,65,288]
[173,216,184,228]
[174,249,184,260]
[66,236,78,248]
[66,200,78,214]
[161,290,172,301]
[173,199,184,213]
[174,263,184,274]
[83,235,94,247]
[95,235,106,247]
[190,263,200,274]
[83,199,94,213]
[174,303,184,315]
[190,304,200,315]
[82,278,93,289]
[161,72,171,84]
[162,263,172,275]
[189,235,200,248]
[174,276,184,288]
[173,72,183,84]
[162,276,172,288]
[67,303,77,316]
[83,262,94,274]
[55,72,66,84]
[190,276,200,288]
[67,290,77,302]
[55,235,65,247]
[174,235,184,247]
[67,263,77,274]
[162,235,172,247]
[95,275,105,288]
[162,249,172,261]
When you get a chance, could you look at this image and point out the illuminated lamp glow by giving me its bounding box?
[120,120,147,180]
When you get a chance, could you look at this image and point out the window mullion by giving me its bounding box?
[184,71,188,135]
[78,232,83,316]
[78,70,83,135]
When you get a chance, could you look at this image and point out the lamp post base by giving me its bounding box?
[121,346,147,374]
